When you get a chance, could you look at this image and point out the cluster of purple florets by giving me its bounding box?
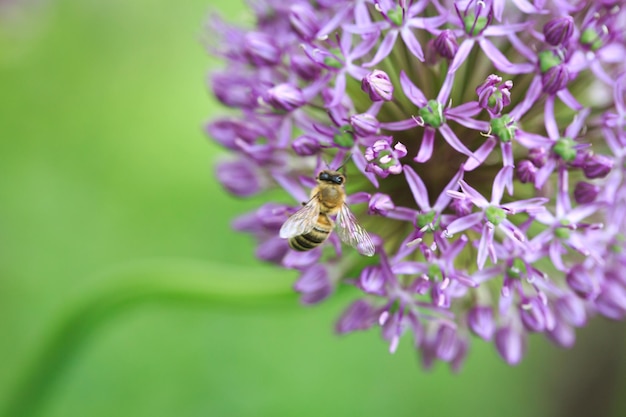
[206,0,626,368]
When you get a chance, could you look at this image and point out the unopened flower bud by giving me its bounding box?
[361,70,394,102]
[358,266,386,294]
[542,64,569,94]
[212,73,256,109]
[594,281,626,320]
[289,3,320,40]
[555,295,587,327]
[292,135,321,156]
[368,193,395,216]
[495,326,525,365]
[543,16,574,46]
[516,160,537,184]
[528,147,548,168]
[467,306,495,340]
[566,265,598,299]
[335,300,376,333]
[583,153,614,179]
[547,320,575,348]
[433,29,458,59]
[244,32,281,66]
[520,298,555,333]
[434,323,458,361]
[216,159,261,197]
[291,54,321,81]
[450,197,473,217]
[573,181,599,204]
[265,83,305,111]
[294,265,332,304]
[350,113,380,137]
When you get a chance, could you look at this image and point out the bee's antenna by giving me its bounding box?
[336,152,352,175]
[328,150,351,172]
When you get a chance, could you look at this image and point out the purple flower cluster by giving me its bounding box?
[206,0,626,368]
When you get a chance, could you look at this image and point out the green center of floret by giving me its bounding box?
[417,210,440,230]
[485,206,506,226]
[428,264,443,281]
[388,6,404,27]
[323,48,343,68]
[581,28,603,51]
[554,220,571,239]
[507,258,527,279]
[464,14,488,36]
[334,125,355,147]
[538,50,563,73]
[418,100,446,128]
[553,137,577,161]
[490,114,516,142]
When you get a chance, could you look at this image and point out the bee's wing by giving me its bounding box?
[335,203,375,256]
[279,196,321,239]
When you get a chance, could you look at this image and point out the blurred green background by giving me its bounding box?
[1,1,626,416]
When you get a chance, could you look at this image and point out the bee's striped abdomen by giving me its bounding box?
[288,214,332,251]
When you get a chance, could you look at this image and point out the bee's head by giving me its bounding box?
[318,170,345,185]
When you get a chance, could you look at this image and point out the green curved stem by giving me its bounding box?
[2,259,295,417]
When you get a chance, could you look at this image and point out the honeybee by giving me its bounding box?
[279,170,375,256]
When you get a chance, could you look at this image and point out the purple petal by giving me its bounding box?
[437,71,456,104]
[557,89,583,111]
[365,30,398,67]
[433,169,464,212]
[477,224,495,269]
[446,101,482,118]
[478,39,534,74]
[458,180,489,208]
[491,166,513,204]
[399,71,427,107]
[495,326,526,365]
[502,197,549,214]
[392,261,427,275]
[404,165,431,211]
[544,95,559,140]
[468,306,496,340]
[449,39,475,73]
[316,5,352,39]
[464,137,496,171]
[272,172,309,202]
[381,118,419,131]
[445,212,484,236]
[506,32,536,61]
[329,72,347,107]
[415,127,436,162]
[439,124,474,157]
[400,27,424,61]
[483,21,532,36]
[515,130,552,148]
[353,150,379,188]
[510,75,542,120]
[564,107,590,138]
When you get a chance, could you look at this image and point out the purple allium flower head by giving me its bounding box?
[207,0,626,370]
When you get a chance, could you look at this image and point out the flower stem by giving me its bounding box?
[1,259,295,417]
